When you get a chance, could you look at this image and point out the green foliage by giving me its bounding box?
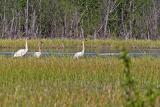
[120,49,160,107]
[120,49,137,107]
[0,0,159,38]
[72,0,102,34]
[18,0,26,10]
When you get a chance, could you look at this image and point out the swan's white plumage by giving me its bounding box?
[14,39,28,57]
[73,51,84,59]
[34,41,43,58]
[34,52,41,58]
[14,49,28,57]
[73,41,85,59]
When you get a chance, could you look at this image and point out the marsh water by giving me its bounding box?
[1,47,160,57]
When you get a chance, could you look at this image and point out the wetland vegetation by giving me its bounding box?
[0,53,160,106]
[1,39,160,52]
[0,0,160,106]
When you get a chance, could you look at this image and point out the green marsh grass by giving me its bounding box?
[0,56,159,106]
[1,39,160,52]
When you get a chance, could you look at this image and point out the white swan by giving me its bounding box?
[14,38,28,57]
[34,41,43,58]
[73,41,85,59]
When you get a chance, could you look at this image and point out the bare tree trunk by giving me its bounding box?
[17,12,22,38]
[62,14,67,38]
[146,15,150,40]
[104,0,110,38]
[25,0,29,37]
[145,1,158,40]
[94,24,104,39]
[10,10,15,39]
[81,27,84,39]
[128,1,133,39]
[54,22,57,38]
[14,11,18,39]
[120,8,126,39]
[103,0,118,38]
[38,0,42,37]
[31,10,37,38]
[70,11,81,38]
[152,1,158,39]
[74,11,79,38]
[80,26,84,39]
[50,21,56,38]
[93,30,97,40]
[2,0,7,38]
[69,16,74,38]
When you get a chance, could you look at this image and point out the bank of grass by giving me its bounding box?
[1,39,160,51]
[0,56,159,106]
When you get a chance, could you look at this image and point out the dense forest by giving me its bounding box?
[0,0,160,39]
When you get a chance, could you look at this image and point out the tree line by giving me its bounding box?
[0,0,160,39]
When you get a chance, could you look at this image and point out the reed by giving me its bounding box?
[1,39,160,52]
[0,57,159,106]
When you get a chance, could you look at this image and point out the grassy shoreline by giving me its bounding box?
[1,39,160,51]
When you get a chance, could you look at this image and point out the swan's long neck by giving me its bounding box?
[25,39,28,50]
[38,42,41,52]
[82,41,85,53]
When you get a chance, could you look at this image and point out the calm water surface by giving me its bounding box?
[0,47,160,57]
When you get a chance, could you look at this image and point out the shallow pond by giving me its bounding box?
[0,47,160,57]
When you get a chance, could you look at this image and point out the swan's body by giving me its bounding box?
[34,52,41,58]
[34,41,43,58]
[73,41,85,59]
[14,39,28,57]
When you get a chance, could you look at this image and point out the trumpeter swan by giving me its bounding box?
[73,41,85,59]
[34,41,43,58]
[14,38,28,57]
